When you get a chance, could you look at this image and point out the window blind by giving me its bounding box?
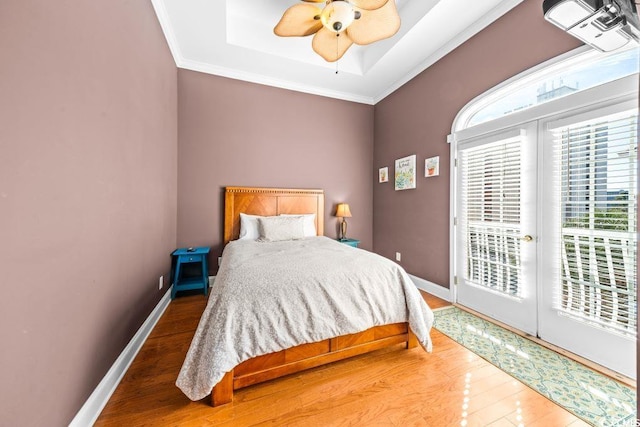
[550,110,638,337]
[460,138,523,297]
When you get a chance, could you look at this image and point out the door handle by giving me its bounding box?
[520,235,534,242]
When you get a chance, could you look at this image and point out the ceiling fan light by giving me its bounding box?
[321,1,356,33]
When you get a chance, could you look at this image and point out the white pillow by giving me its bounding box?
[239,213,265,240]
[279,213,317,237]
[257,216,305,242]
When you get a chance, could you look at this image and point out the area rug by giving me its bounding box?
[433,306,637,426]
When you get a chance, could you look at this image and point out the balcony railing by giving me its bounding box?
[465,223,638,337]
[560,227,637,336]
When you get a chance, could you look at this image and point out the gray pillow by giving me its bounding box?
[257,216,306,242]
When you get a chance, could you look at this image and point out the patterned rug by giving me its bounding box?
[433,306,637,426]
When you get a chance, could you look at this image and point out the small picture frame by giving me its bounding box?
[379,167,389,183]
[425,156,440,177]
[395,155,416,191]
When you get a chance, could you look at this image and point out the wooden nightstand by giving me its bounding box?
[338,238,360,248]
[171,247,210,299]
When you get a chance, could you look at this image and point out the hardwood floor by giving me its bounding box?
[95,292,589,426]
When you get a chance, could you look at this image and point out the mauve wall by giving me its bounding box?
[373,0,581,287]
[0,1,177,426]
[177,70,374,259]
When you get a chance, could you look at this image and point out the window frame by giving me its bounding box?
[452,45,639,133]
[448,47,639,304]
[541,101,638,337]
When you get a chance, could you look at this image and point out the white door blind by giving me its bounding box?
[550,110,638,337]
[461,138,523,297]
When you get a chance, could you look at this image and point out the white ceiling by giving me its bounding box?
[151,0,524,104]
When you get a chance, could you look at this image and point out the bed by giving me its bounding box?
[176,186,434,406]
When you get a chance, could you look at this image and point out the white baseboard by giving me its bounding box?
[409,274,451,302]
[69,287,173,427]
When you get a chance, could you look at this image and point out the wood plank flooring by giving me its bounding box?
[95,292,590,426]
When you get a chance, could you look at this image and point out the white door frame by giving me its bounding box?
[453,125,538,335]
[449,75,638,378]
[536,99,638,378]
[450,75,638,306]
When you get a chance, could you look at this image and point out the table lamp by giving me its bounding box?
[336,203,352,240]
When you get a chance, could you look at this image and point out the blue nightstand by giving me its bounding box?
[171,247,210,299]
[338,238,360,248]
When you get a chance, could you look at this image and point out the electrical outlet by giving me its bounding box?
[395,252,401,262]
[218,257,222,267]
[158,275,163,290]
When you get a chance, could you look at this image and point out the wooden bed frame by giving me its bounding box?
[211,186,417,406]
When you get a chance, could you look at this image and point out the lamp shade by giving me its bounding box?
[336,203,352,218]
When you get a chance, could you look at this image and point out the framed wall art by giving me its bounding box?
[379,167,389,183]
[395,155,416,191]
[425,156,440,177]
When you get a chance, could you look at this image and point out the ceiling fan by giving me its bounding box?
[274,0,401,62]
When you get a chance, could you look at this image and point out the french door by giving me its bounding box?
[454,100,637,379]
[538,101,637,379]
[455,124,538,335]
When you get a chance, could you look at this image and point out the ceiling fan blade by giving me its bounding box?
[349,0,388,11]
[274,4,323,37]
[312,28,354,62]
[347,0,400,45]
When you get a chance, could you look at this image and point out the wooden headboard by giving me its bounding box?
[224,186,325,244]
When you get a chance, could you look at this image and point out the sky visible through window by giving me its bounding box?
[468,48,640,127]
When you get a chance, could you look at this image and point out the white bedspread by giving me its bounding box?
[176,236,434,401]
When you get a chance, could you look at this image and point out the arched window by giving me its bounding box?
[453,46,639,132]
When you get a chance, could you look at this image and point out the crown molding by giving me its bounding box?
[152,0,374,104]
[178,58,376,105]
[372,0,525,104]
[151,0,184,65]
[151,0,522,106]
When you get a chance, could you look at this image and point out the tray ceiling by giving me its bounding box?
[152,0,524,104]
